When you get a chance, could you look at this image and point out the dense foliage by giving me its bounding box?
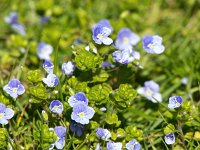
[0,0,200,149]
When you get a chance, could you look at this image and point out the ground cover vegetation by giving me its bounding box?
[0,0,200,149]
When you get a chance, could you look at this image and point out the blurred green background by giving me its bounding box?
[0,0,199,100]
[0,0,200,149]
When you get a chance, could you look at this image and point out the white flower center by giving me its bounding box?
[0,113,4,119]
[123,37,129,43]
[53,106,59,111]
[50,83,54,87]
[79,112,85,118]
[45,67,49,71]
[97,34,103,39]
[147,43,154,49]
[176,102,180,107]
[146,89,153,96]
[12,87,17,92]
[130,145,134,149]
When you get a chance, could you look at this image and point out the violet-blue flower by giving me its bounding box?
[168,96,183,109]
[50,126,66,149]
[164,132,175,145]
[3,79,25,99]
[100,107,107,112]
[112,49,140,64]
[102,62,115,69]
[96,128,111,141]
[11,24,26,36]
[37,42,53,60]
[43,60,54,74]
[92,19,113,45]
[95,143,102,150]
[137,80,162,103]
[4,12,26,36]
[102,61,112,68]
[49,100,63,115]
[62,61,75,76]
[68,92,88,107]
[142,35,165,54]
[42,74,59,88]
[115,28,140,50]
[40,16,50,24]
[70,121,84,137]
[107,141,122,150]
[0,103,14,125]
[126,139,141,150]
[4,12,18,24]
[181,77,188,85]
[71,103,95,125]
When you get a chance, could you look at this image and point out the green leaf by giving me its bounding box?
[105,112,121,126]
[7,35,27,48]
[111,132,117,140]
[73,47,103,71]
[87,83,112,105]
[125,126,143,141]
[164,123,175,134]
[66,76,89,94]
[42,110,49,122]
[0,94,10,105]
[90,121,99,130]
[92,70,109,83]
[0,128,7,149]
[27,70,42,83]
[34,124,57,149]
[29,83,48,101]
[164,111,174,119]
[113,84,137,108]
[116,128,126,138]
[36,0,53,11]
[194,131,200,141]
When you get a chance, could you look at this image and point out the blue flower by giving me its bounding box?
[96,128,111,141]
[137,80,162,103]
[168,96,183,109]
[62,61,75,76]
[92,19,113,45]
[37,42,53,60]
[100,107,107,112]
[68,92,88,107]
[3,79,25,99]
[142,35,165,54]
[49,100,63,115]
[43,60,54,74]
[4,12,18,24]
[126,139,141,150]
[107,141,122,150]
[40,16,50,24]
[10,24,26,36]
[164,133,175,145]
[95,143,102,150]
[50,126,66,149]
[4,12,26,36]
[102,61,111,68]
[71,103,95,125]
[0,103,14,125]
[115,28,140,50]
[112,49,140,64]
[42,74,59,88]
[101,61,115,69]
[70,121,84,137]
[181,77,188,85]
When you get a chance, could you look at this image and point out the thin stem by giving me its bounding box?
[177,120,186,149]
[75,132,95,150]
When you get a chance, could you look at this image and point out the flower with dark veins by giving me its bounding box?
[3,79,25,99]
